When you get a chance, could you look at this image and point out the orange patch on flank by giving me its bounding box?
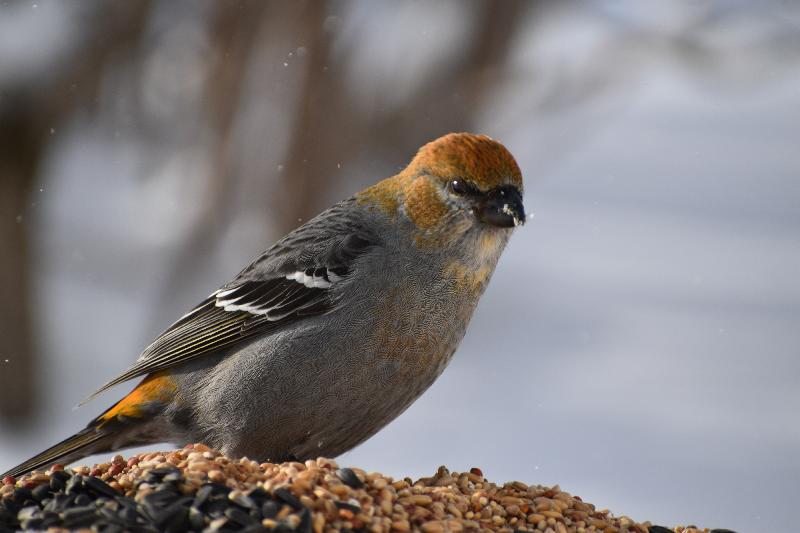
[99,372,176,424]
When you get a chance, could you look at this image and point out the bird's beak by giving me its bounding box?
[478,185,525,228]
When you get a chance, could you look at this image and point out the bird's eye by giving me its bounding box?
[448,179,474,196]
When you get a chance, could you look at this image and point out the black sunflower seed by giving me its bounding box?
[206,499,230,519]
[229,492,257,510]
[153,502,184,528]
[31,483,52,502]
[189,506,206,530]
[141,490,180,522]
[100,524,126,533]
[261,500,279,519]
[39,511,61,529]
[194,482,230,509]
[159,500,192,533]
[62,504,95,517]
[0,507,16,526]
[50,470,71,484]
[241,524,268,533]
[335,468,364,489]
[274,488,301,510]
[12,487,34,505]
[65,474,83,494]
[247,487,270,504]
[73,493,92,507]
[21,517,44,530]
[43,492,71,512]
[98,505,124,521]
[296,508,312,533]
[193,484,216,508]
[144,466,181,484]
[225,506,256,526]
[119,502,140,525]
[143,489,180,509]
[84,476,120,498]
[62,505,97,528]
[1,496,19,514]
[154,483,182,498]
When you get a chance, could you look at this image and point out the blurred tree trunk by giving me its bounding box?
[277,0,331,232]
[0,2,151,423]
[0,110,36,423]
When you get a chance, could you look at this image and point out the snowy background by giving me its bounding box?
[1,2,799,532]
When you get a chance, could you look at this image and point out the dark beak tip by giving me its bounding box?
[501,204,525,228]
[478,186,526,228]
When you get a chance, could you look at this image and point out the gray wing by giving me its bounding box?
[85,202,379,402]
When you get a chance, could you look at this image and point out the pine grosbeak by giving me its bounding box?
[3,132,525,478]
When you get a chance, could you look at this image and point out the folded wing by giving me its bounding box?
[84,225,378,402]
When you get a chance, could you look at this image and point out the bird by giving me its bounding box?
[3,132,525,479]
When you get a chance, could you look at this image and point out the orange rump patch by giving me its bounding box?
[98,372,176,424]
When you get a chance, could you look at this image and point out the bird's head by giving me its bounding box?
[359,132,525,249]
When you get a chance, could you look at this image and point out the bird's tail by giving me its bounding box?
[1,424,117,479]
[2,372,174,479]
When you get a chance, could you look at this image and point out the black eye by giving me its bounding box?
[448,179,476,196]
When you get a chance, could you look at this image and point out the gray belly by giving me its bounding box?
[173,284,473,462]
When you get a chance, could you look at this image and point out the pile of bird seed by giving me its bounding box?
[0,444,736,533]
